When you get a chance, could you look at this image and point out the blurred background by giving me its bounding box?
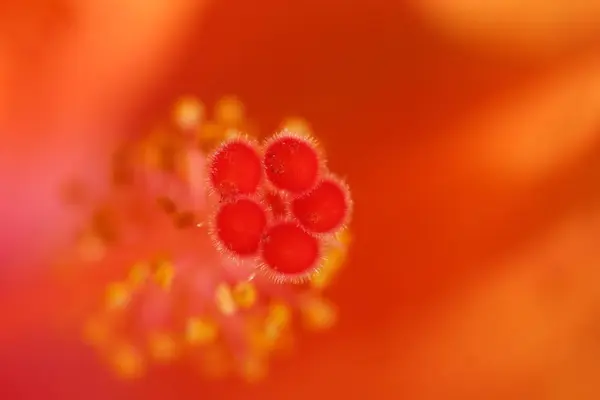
[1,0,600,399]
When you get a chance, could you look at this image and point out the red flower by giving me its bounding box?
[1,0,600,399]
[53,100,352,381]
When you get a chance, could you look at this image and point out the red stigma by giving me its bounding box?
[291,176,351,235]
[61,98,353,380]
[264,190,289,220]
[263,132,321,194]
[208,137,262,198]
[260,222,321,280]
[213,197,268,257]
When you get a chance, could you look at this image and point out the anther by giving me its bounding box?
[186,317,218,345]
[232,281,257,308]
[215,283,237,316]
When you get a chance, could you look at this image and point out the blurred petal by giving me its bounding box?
[403,204,600,397]
[0,0,207,279]
[414,0,600,56]
[463,54,600,184]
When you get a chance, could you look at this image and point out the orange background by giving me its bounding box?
[1,0,600,399]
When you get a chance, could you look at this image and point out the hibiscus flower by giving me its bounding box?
[1,0,599,399]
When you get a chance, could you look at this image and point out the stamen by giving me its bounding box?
[128,262,151,287]
[215,283,237,316]
[153,260,174,291]
[266,302,292,331]
[173,96,205,131]
[301,297,337,331]
[215,96,244,127]
[232,281,257,308]
[148,332,179,363]
[105,282,131,310]
[110,344,145,379]
[281,117,313,136]
[186,317,218,345]
[63,95,352,381]
[310,236,349,289]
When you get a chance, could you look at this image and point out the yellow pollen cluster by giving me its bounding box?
[62,96,351,382]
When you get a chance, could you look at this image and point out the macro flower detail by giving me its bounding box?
[292,176,352,235]
[58,96,352,382]
[259,222,322,280]
[212,197,268,257]
[207,137,263,198]
[263,133,322,194]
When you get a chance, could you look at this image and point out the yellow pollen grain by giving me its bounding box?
[281,117,312,135]
[173,96,204,130]
[154,260,174,290]
[253,323,295,356]
[111,345,144,379]
[330,249,347,270]
[271,329,296,355]
[232,281,257,308]
[264,302,291,340]
[268,302,291,326]
[336,229,352,247]
[224,128,244,140]
[301,297,337,331]
[264,323,282,343]
[215,96,244,126]
[311,249,345,289]
[198,121,225,142]
[261,324,288,351]
[148,332,179,363]
[215,283,237,316]
[310,269,332,289]
[105,282,131,310]
[186,317,218,345]
[248,328,271,353]
[128,262,150,287]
